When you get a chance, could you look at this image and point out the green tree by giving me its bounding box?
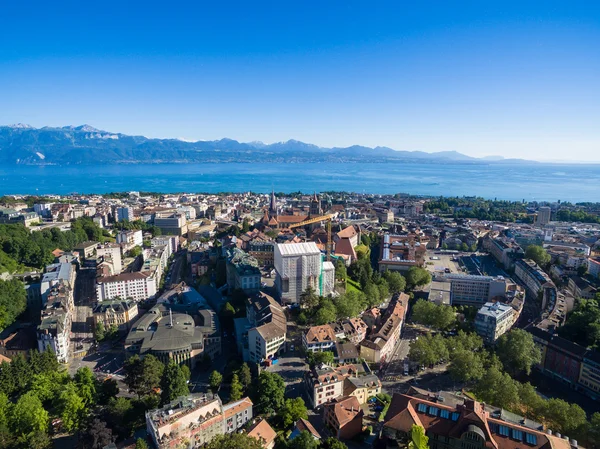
[300,287,320,310]
[160,362,189,404]
[136,438,149,449]
[496,329,541,375]
[209,370,223,392]
[29,370,70,404]
[238,363,252,389]
[589,412,600,448]
[124,355,164,398]
[542,398,588,437]
[180,364,191,381]
[517,382,545,420]
[409,424,430,449]
[405,267,431,289]
[448,350,485,382]
[241,218,250,233]
[0,279,27,332]
[58,383,87,432]
[281,397,309,428]
[314,299,337,325]
[408,334,449,366]
[446,330,483,355]
[255,371,285,415]
[383,271,407,294]
[335,259,347,283]
[128,246,143,257]
[229,374,244,402]
[411,299,455,330]
[289,431,319,449]
[204,433,262,449]
[94,321,105,341]
[525,245,551,267]
[75,366,97,406]
[11,392,48,435]
[475,367,519,410]
[307,350,335,368]
[363,282,381,308]
[322,438,348,449]
[29,349,59,375]
[460,242,469,252]
[98,378,120,405]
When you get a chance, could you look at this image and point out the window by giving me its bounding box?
[428,406,439,417]
[498,425,509,437]
[512,429,523,441]
[451,412,460,421]
[525,434,537,445]
[417,403,428,413]
[440,409,450,419]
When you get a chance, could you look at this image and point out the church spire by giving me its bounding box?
[269,189,277,217]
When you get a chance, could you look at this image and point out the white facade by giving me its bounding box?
[37,314,70,363]
[441,274,507,306]
[96,243,123,273]
[274,242,333,304]
[117,206,134,222]
[96,272,157,302]
[116,229,143,248]
[474,302,516,343]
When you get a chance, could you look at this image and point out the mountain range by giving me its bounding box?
[0,124,527,165]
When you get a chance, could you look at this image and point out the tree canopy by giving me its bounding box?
[411,299,456,330]
[496,329,541,375]
[0,279,27,331]
[525,245,551,267]
[255,371,285,415]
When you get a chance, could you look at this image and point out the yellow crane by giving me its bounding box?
[288,214,334,261]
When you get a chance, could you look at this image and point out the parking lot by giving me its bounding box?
[425,251,462,275]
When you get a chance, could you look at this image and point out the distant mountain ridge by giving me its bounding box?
[0,124,528,165]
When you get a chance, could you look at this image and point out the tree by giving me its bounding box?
[525,245,551,267]
[363,282,381,308]
[241,218,250,233]
[160,362,189,404]
[281,397,308,428]
[408,334,448,366]
[542,398,588,437]
[322,438,348,449]
[517,382,545,420]
[98,378,120,405]
[75,366,97,406]
[409,425,430,449]
[124,355,164,398]
[405,267,431,289]
[255,371,285,415]
[496,329,541,375]
[229,374,244,402]
[135,438,149,449]
[559,299,600,347]
[300,287,320,310]
[204,433,262,449]
[81,419,114,449]
[383,271,406,294]
[128,246,143,257]
[460,242,469,252]
[58,383,87,432]
[335,259,347,283]
[289,431,319,449]
[448,350,485,382]
[589,412,600,448]
[209,370,223,392]
[307,350,335,367]
[94,322,105,341]
[0,279,27,332]
[475,367,519,410]
[29,349,59,375]
[237,363,252,389]
[180,364,191,381]
[314,299,337,325]
[411,299,455,330]
[446,330,483,355]
[11,392,48,435]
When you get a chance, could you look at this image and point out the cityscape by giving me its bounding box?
[0,191,599,449]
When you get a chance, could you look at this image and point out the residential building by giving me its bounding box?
[0,324,37,360]
[537,206,551,226]
[482,235,522,271]
[303,324,336,353]
[226,248,261,294]
[96,272,157,302]
[514,259,554,301]
[0,208,39,227]
[117,206,134,222]
[382,393,570,449]
[116,229,143,250]
[154,211,188,236]
[343,374,381,404]
[474,302,516,343]
[243,293,287,364]
[125,303,221,367]
[74,240,98,259]
[152,235,179,256]
[290,418,321,441]
[40,261,76,306]
[360,293,409,364]
[568,275,598,299]
[379,234,426,273]
[96,243,123,274]
[145,394,253,449]
[440,274,508,307]
[274,242,334,304]
[247,419,277,449]
[248,240,275,267]
[322,396,363,440]
[588,257,600,279]
[304,364,347,409]
[336,342,360,364]
[37,283,73,363]
[92,299,139,332]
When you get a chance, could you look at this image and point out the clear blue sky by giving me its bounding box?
[1,1,599,161]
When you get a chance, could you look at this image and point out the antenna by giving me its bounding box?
[169,308,173,327]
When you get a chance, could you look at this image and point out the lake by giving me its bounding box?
[0,162,598,202]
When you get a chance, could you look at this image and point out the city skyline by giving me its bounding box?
[1,1,599,161]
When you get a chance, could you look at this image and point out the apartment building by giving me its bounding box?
[226,248,261,294]
[303,324,337,353]
[96,272,157,302]
[154,211,188,236]
[514,259,554,299]
[40,261,76,306]
[474,302,516,343]
[117,206,134,222]
[379,234,426,273]
[96,243,123,274]
[36,283,73,363]
[249,240,275,267]
[274,242,334,304]
[116,229,143,250]
[440,274,508,307]
[322,396,363,440]
[245,293,287,364]
[92,299,139,332]
[146,394,253,449]
[537,206,551,226]
[343,374,382,405]
[247,419,277,449]
[360,293,409,364]
[588,257,600,279]
[304,365,348,408]
[482,235,522,270]
[568,276,598,300]
[152,235,179,256]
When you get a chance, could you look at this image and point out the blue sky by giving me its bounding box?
[1,1,599,161]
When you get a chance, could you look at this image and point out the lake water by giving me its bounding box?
[0,162,598,202]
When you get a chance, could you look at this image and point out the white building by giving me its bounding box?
[440,274,508,307]
[116,229,143,248]
[537,206,551,226]
[274,242,334,305]
[96,272,157,302]
[151,235,179,257]
[96,243,123,274]
[117,206,134,222]
[474,302,516,343]
[40,262,76,306]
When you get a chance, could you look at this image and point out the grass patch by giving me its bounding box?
[347,278,362,293]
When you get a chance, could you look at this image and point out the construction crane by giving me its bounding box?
[288,214,334,261]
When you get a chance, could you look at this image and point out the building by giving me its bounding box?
[0,324,37,360]
[474,302,516,343]
[0,207,39,227]
[568,276,598,300]
[226,248,261,295]
[274,242,334,304]
[96,272,157,302]
[247,418,277,449]
[588,257,600,279]
[96,243,123,274]
[514,259,554,301]
[343,374,382,404]
[154,211,188,236]
[360,293,409,364]
[40,261,76,306]
[537,206,551,226]
[290,418,321,441]
[145,394,253,449]
[379,234,426,273]
[74,241,98,259]
[440,274,508,307]
[116,229,143,249]
[248,240,275,267]
[303,324,336,353]
[37,283,73,363]
[483,235,522,270]
[382,392,570,449]
[92,299,139,333]
[322,396,364,440]
[125,303,221,367]
[304,364,347,409]
[117,206,134,222]
[245,293,287,365]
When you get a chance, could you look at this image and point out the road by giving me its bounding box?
[71,267,96,358]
